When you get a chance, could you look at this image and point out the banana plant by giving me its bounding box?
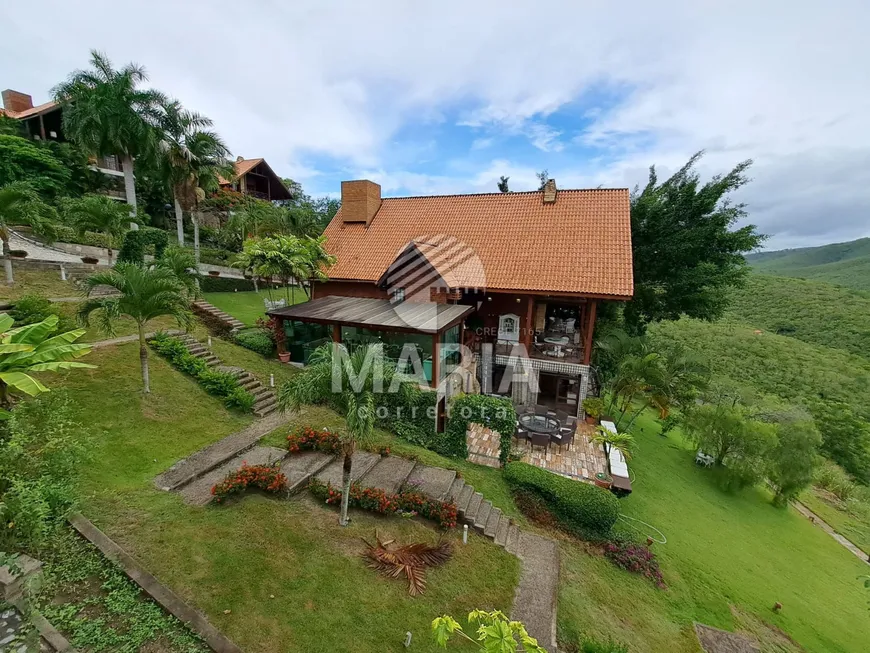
[0,313,96,410]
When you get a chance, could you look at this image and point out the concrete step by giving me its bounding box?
[359,456,417,494]
[465,492,483,524]
[505,524,520,554]
[314,450,381,489]
[280,451,335,493]
[457,485,474,517]
[474,500,492,533]
[494,515,510,547]
[179,445,288,506]
[403,465,457,500]
[484,507,502,539]
[447,477,466,501]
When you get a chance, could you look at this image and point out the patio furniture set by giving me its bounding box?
[515,404,578,452]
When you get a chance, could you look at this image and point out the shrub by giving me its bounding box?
[504,462,620,536]
[447,393,516,463]
[199,276,257,293]
[814,460,856,502]
[233,329,274,357]
[286,425,343,454]
[309,478,458,529]
[198,247,236,267]
[582,397,604,419]
[211,463,287,503]
[117,227,168,264]
[11,293,76,331]
[603,540,666,588]
[375,381,438,450]
[198,369,240,397]
[225,387,256,412]
[0,392,89,549]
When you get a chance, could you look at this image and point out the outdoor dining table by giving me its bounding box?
[519,413,561,435]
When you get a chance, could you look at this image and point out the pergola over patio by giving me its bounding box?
[267,295,475,388]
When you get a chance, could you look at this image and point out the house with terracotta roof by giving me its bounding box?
[268,179,633,420]
[2,89,129,200]
[218,156,292,201]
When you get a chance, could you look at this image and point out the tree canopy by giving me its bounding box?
[624,152,765,334]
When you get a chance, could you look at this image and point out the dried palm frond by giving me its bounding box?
[362,531,453,596]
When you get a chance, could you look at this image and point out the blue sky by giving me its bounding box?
[3,0,869,250]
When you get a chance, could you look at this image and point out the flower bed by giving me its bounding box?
[286,425,343,454]
[308,478,458,529]
[211,463,288,503]
[603,540,666,588]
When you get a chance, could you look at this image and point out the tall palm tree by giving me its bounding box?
[0,313,95,409]
[53,50,165,220]
[62,194,134,264]
[77,263,192,393]
[158,99,232,255]
[277,344,397,526]
[0,183,57,285]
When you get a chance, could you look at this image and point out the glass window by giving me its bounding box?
[440,325,461,381]
[391,287,405,303]
[285,320,332,365]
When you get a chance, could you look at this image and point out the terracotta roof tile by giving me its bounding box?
[2,100,59,120]
[218,158,265,185]
[323,189,634,298]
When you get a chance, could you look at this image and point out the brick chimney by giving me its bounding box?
[542,179,557,204]
[341,180,382,226]
[2,89,33,114]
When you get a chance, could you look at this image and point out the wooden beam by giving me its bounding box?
[522,296,534,350]
[583,300,597,365]
[332,324,341,343]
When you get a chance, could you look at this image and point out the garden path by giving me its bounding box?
[792,500,869,564]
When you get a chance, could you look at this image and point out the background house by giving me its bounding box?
[217,156,292,202]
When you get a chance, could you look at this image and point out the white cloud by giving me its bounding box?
[1,0,868,248]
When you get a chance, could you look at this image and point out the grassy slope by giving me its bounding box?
[649,318,870,419]
[748,238,870,292]
[0,268,80,301]
[799,487,870,555]
[726,275,870,359]
[54,343,518,653]
[558,411,870,653]
[203,287,308,326]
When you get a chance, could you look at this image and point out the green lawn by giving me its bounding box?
[203,287,308,326]
[52,341,519,653]
[556,411,870,653]
[0,268,80,301]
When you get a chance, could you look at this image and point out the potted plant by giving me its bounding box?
[81,255,99,264]
[594,471,613,490]
[273,318,290,362]
[208,270,220,277]
[8,250,28,259]
[582,397,604,424]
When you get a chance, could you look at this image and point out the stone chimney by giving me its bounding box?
[542,179,557,204]
[341,180,382,226]
[2,89,33,113]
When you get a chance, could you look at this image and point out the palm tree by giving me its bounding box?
[277,344,397,526]
[158,99,232,256]
[77,263,192,393]
[155,246,200,299]
[62,194,134,264]
[53,50,165,219]
[0,183,58,285]
[590,425,636,462]
[0,313,95,409]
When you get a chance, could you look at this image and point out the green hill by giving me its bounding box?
[747,237,870,291]
[725,274,870,359]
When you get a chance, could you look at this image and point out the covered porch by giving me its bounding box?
[266,295,474,388]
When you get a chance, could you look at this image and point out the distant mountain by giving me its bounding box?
[746,237,870,291]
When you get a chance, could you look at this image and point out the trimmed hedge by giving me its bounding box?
[118,227,168,264]
[53,224,113,249]
[199,247,237,267]
[375,381,439,451]
[504,462,620,536]
[447,394,516,464]
[233,328,275,357]
[200,276,257,293]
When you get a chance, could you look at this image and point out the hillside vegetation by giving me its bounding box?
[725,275,870,359]
[747,237,870,291]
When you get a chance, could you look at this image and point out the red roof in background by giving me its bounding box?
[322,188,634,298]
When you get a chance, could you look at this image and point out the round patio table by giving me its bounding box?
[519,413,561,434]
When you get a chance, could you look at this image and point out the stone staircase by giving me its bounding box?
[160,443,559,650]
[178,335,278,417]
[191,300,246,332]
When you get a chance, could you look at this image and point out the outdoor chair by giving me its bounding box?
[535,404,549,417]
[515,426,529,442]
[530,431,550,452]
[556,410,570,425]
[556,428,574,452]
